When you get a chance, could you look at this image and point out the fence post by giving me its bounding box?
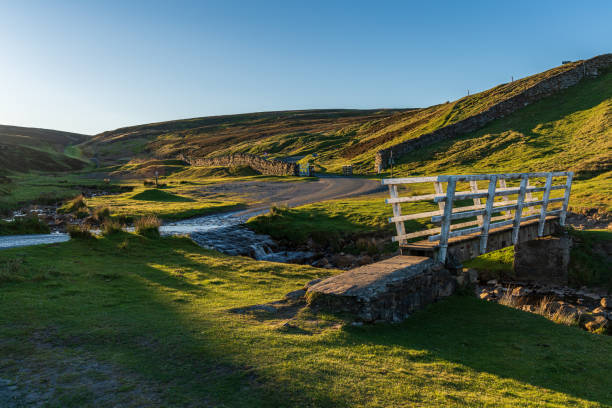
[389,185,407,245]
[438,177,456,263]
[538,173,554,236]
[469,180,483,225]
[480,175,498,254]
[512,175,528,244]
[559,172,573,226]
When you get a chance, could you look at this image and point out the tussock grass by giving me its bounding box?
[101,219,123,236]
[134,215,161,238]
[67,224,94,240]
[58,194,87,214]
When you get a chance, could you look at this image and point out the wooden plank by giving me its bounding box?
[480,176,498,254]
[385,194,438,204]
[538,173,553,236]
[512,175,528,244]
[469,180,483,225]
[438,177,457,262]
[433,182,445,211]
[389,185,407,245]
[382,176,439,185]
[559,172,573,226]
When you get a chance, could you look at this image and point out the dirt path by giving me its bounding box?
[193,176,384,216]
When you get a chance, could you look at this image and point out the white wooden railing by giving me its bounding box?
[383,172,573,262]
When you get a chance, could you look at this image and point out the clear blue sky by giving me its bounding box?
[1,0,610,135]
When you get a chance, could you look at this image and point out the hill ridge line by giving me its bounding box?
[374,53,612,172]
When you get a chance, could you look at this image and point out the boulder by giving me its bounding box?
[512,286,531,297]
[358,255,373,266]
[332,254,356,268]
[584,316,609,333]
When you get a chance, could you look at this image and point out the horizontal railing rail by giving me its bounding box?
[382,171,573,262]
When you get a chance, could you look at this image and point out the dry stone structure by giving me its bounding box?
[180,153,299,176]
[375,53,612,171]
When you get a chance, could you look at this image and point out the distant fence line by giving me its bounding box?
[178,153,299,176]
[375,53,612,172]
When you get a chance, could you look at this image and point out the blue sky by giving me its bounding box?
[1,0,610,135]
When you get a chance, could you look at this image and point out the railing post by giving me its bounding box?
[469,180,483,225]
[388,185,407,245]
[512,175,528,244]
[437,177,456,263]
[538,173,554,236]
[559,172,573,226]
[480,175,498,254]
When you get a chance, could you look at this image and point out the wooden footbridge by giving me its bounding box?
[384,171,573,264]
[306,171,574,322]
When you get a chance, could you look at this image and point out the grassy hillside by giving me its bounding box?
[386,69,612,211]
[80,109,407,164]
[0,124,89,172]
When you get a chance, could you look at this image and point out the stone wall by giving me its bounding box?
[180,153,299,176]
[514,235,572,285]
[375,53,612,171]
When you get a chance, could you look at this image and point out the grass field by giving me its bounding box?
[0,234,610,407]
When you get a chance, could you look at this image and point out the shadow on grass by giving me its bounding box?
[342,296,612,405]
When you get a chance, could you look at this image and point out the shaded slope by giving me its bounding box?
[0,125,89,172]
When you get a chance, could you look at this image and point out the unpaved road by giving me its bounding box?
[192,176,384,216]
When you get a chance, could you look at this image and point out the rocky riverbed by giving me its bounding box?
[476,278,611,334]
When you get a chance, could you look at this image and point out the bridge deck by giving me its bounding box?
[401,216,562,263]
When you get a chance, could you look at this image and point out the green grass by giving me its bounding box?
[247,196,438,248]
[131,189,195,202]
[86,188,245,221]
[0,234,610,407]
[0,173,122,215]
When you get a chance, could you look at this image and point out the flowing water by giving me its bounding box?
[1,211,313,263]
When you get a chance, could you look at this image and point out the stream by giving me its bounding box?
[1,210,314,264]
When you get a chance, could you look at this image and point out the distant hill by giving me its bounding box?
[81,55,611,176]
[79,109,409,165]
[0,125,89,172]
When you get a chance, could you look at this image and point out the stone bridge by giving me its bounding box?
[306,172,574,322]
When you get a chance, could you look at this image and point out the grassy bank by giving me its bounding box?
[85,188,246,221]
[0,234,610,406]
[247,196,439,247]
